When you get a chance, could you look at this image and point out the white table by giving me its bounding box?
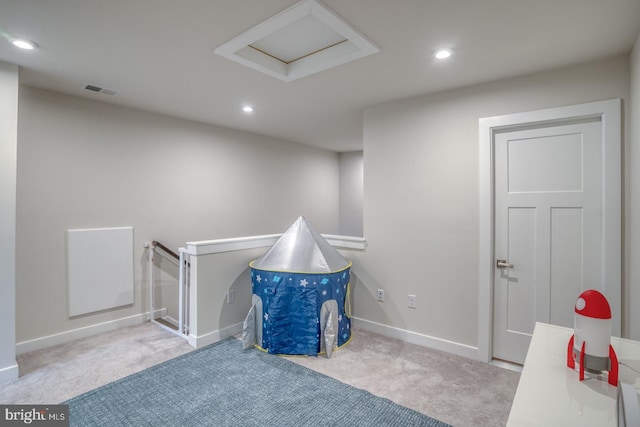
[507,322,640,426]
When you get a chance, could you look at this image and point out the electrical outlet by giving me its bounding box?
[227,289,235,304]
[376,289,384,302]
[408,294,416,309]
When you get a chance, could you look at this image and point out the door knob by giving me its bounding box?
[496,259,514,269]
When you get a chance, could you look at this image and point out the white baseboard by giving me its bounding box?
[14,313,478,361]
[15,308,167,355]
[0,363,19,385]
[352,317,479,360]
[188,322,243,348]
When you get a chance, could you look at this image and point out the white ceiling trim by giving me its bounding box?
[213,0,379,82]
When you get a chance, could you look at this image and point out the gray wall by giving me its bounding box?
[8,44,640,362]
[0,62,18,383]
[339,151,363,236]
[15,87,340,343]
[355,54,632,352]
[629,33,640,340]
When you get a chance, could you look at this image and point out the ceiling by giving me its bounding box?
[1,0,639,152]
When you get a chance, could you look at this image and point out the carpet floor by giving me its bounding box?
[0,323,520,426]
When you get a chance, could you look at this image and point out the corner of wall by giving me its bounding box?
[338,151,364,237]
[0,61,19,384]
[627,32,640,340]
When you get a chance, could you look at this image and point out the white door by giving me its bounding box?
[492,118,618,364]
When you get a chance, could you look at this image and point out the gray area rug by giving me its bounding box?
[65,338,451,426]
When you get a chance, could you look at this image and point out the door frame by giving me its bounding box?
[477,99,621,363]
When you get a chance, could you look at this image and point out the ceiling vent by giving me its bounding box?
[84,84,119,96]
[214,0,379,82]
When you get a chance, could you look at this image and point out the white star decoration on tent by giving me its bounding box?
[300,279,308,287]
[257,275,262,283]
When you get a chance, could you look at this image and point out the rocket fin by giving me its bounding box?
[608,345,619,387]
[567,335,575,369]
[579,341,585,381]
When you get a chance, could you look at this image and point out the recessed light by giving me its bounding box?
[433,48,452,60]
[11,39,37,50]
[242,106,254,113]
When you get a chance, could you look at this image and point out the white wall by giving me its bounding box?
[339,151,363,236]
[356,55,631,356]
[15,86,339,346]
[188,247,266,346]
[628,33,640,340]
[0,62,19,383]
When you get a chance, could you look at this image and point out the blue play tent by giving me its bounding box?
[242,216,352,357]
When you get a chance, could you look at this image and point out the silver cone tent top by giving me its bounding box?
[243,216,352,357]
[250,216,350,273]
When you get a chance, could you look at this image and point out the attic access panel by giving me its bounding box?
[214,0,379,82]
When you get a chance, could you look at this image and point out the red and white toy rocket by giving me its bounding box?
[567,289,618,386]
